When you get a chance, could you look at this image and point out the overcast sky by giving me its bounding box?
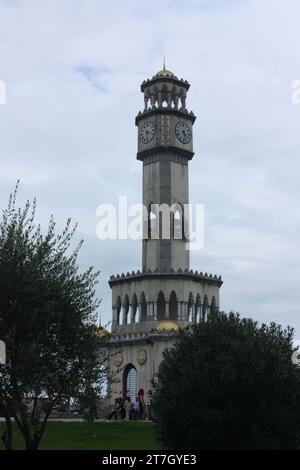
[0,0,299,336]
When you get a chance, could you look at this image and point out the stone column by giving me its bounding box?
[191,304,196,323]
[129,305,135,324]
[146,302,153,320]
[167,91,172,107]
[151,302,155,320]
[144,95,148,111]
[195,305,199,323]
[201,305,205,321]
[153,302,157,321]
[150,93,156,108]
[138,303,142,322]
[158,91,162,107]
[181,95,186,109]
[178,302,184,321]
[204,305,209,321]
[122,306,127,325]
[183,302,187,321]
[165,302,169,320]
[112,307,118,327]
[174,95,179,110]
[182,302,188,321]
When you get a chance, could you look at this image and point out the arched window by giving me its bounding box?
[188,292,194,322]
[160,84,169,108]
[123,364,138,401]
[172,203,184,240]
[203,295,209,321]
[157,291,166,321]
[169,291,178,321]
[148,203,158,240]
[195,294,201,323]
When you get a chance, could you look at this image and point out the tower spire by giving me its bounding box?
[163,55,166,70]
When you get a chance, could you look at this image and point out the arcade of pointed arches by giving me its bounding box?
[113,290,217,326]
[143,81,188,111]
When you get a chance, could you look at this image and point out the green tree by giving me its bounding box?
[151,311,300,449]
[0,184,106,450]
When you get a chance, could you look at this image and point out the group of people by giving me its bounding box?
[108,388,150,421]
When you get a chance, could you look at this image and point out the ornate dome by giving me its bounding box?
[154,320,180,333]
[153,59,177,80]
[154,68,177,79]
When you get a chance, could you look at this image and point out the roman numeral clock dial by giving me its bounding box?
[140,122,156,144]
[175,121,192,144]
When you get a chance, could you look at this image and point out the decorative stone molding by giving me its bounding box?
[109,269,222,287]
[137,349,147,365]
[112,352,124,367]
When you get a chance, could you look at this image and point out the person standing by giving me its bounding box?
[108,398,121,420]
[124,396,131,421]
[138,388,146,420]
[119,398,126,420]
[132,397,139,420]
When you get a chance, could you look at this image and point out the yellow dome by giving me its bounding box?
[154,68,176,79]
[155,320,180,332]
[96,326,110,338]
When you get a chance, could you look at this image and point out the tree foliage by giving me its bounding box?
[0,184,106,449]
[151,311,300,449]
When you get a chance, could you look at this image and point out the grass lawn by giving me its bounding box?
[0,421,159,450]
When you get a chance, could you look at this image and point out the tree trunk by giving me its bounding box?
[1,414,13,450]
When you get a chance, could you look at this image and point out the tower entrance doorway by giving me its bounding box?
[123,363,138,401]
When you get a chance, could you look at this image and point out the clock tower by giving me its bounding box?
[136,65,195,273]
[102,66,222,406]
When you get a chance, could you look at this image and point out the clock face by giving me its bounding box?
[140,121,156,144]
[175,122,192,144]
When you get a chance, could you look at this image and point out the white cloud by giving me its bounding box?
[0,0,299,334]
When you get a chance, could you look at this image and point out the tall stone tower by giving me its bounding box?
[103,66,222,403]
[138,67,194,274]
